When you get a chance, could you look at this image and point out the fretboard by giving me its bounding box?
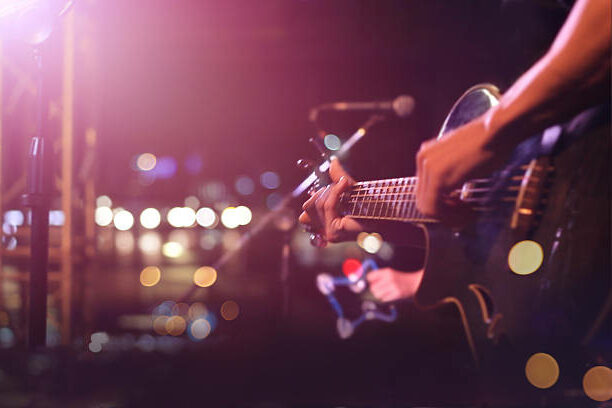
[341,177,438,223]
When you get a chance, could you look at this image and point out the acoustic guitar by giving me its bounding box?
[329,84,610,364]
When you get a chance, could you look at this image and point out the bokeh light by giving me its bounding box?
[115,231,135,256]
[235,176,255,195]
[193,266,217,288]
[362,233,383,254]
[166,316,187,336]
[324,134,341,151]
[525,353,560,389]
[196,207,218,228]
[188,303,208,320]
[168,207,196,228]
[260,171,280,189]
[200,230,221,250]
[95,206,113,227]
[184,196,200,209]
[222,230,241,250]
[3,210,24,227]
[221,207,240,229]
[49,210,65,226]
[266,193,282,210]
[140,208,161,229]
[96,195,112,208]
[113,210,135,231]
[235,206,252,226]
[136,153,157,171]
[153,315,169,335]
[138,232,162,254]
[508,240,544,275]
[583,366,612,402]
[162,242,184,258]
[342,258,362,279]
[220,300,240,321]
[190,318,212,340]
[172,302,190,317]
[140,266,161,287]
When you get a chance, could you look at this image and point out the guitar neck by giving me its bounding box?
[341,177,439,224]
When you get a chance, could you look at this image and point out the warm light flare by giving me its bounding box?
[525,353,559,389]
[193,266,217,288]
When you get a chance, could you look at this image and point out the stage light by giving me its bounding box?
[0,0,64,45]
[148,156,177,180]
[140,266,161,287]
[189,319,212,340]
[140,208,161,229]
[583,366,612,402]
[260,171,280,189]
[136,153,156,171]
[324,134,341,151]
[221,207,240,229]
[508,240,543,275]
[95,207,113,227]
[162,241,184,258]
[196,207,218,228]
[220,301,239,321]
[525,353,559,389]
[193,266,217,288]
[113,210,134,231]
[235,206,252,226]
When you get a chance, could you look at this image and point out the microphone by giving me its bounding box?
[310,95,415,121]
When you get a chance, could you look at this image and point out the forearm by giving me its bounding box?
[484,0,611,152]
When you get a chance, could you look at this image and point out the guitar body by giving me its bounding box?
[413,85,611,361]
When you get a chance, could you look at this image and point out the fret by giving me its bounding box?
[409,177,417,221]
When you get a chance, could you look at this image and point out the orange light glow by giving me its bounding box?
[194,266,217,288]
[583,366,612,402]
[220,300,240,321]
[525,353,559,389]
[153,316,169,335]
[140,266,161,287]
[166,316,187,336]
[508,240,544,275]
[136,153,157,171]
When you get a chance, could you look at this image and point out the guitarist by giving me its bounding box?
[300,0,610,343]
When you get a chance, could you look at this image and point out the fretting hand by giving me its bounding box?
[299,158,366,243]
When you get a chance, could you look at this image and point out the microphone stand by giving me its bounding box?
[22,46,52,350]
[177,113,386,303]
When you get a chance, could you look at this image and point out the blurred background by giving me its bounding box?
[0,0,572,406]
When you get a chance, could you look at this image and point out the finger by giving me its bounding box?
[323,177,349,240]
[329,158,355,184]
[298,211,311,225]
[304,187,326,229]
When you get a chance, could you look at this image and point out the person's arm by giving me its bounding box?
[416,0,611,216]
[367,268,424,302]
